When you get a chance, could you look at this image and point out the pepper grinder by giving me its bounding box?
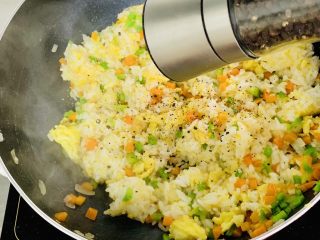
[143,0,320,82]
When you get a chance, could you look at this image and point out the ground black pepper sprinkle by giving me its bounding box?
[230,0,320,54]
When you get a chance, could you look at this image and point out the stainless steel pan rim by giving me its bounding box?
[0,160,85,240]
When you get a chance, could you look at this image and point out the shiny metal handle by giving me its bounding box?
[143,0,252,82]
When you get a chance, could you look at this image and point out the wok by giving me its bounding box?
[0,0,320,239]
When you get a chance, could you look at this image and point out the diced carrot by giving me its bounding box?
[311,123,319,130]
[312,163,320,180]
[263,91,277,103]
[219,81,228,92]
[140,30,144,41]
[250,225,267,238]
[165,82,176,89]
[125,166,135,177]
[234,178,247,189]
[271,163,279,173]
[115,68,125,75]
[68,112,77,122]
[265,220,273,228]
[303,135,312,144]
[122,55,138,66]
[212,225,222,240]
[185,110,201,123]
[266,184,277,196]
[59,58,67,65]
[253,160,262,168]
[85,207,98,221]
[230,68,240,76]
[162,216,174,227]
[145,215,153,224]
[264,195,276,205]
[313,132,320,142]
[123,115,134,124]
[75,195,86,206]
[285,81,296,94]
[124,141,135,153]
[248,178,258,190]
[241,222,251,232]
[150,87,163,105]
[264,71,272,79]
[217,75,228,82]
[216,112,228,125]
[64,194,77,204]
[283,132,298,143]
[232,228,242,238]
[91,31,100,41]
[243,154,254,166]
[273,136,285,150]
[85,138,98,151]
[171,167,180,176]
[250,211,260,223]
[300,181,316,192]
[54,212,68,222]
[81,182,94,191]
[180,85,193,98]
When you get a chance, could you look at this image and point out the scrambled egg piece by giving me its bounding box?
[169,215,207,240]
[48,125,80,161]
[213,212,244,232]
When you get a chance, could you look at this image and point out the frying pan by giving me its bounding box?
[0,0,320,239]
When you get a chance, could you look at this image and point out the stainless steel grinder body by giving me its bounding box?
[143,0,320,82]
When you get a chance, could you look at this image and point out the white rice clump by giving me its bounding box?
[48,5,320,240]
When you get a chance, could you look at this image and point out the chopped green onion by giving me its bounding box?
[148,134,157,145]
[122,188,133,202]
[176,130,183,139]
[117,74,126,81]
[271,210,288,222]
[136,77,146,85]
[304,145,318,159]
[262,161,271,175]
[191,207,207,221]
[277,91,287,99]
[114,104,127,112]
[126,153,140,165]
[99,84,105,93]
[263,146,273,158]
[79,97,87,105]
[162,234,170,240]
[225,224,237,237]
[117,92,126,105]
[126,12,138,28]
[208,123,215,132]
[135,48,146,56]
[260,210,267,221]
[201,143,208,151]
[279,201,288,209]
[197,182,208,191]
[226,97,235,106]
[247,87,261,98]
[144,177,158,189]
[303,162,313,174]
[89,56,109,70]
[215,68,224,77]
[235,168,243,178]
[135,142,144,154]
[188,191,196,203]
[276,193,286,202]
[288,117,303,131]
[157,167,169,180]
[64,110,75,118]
[151,212,163,222]
[313,181,320,193]
[293,175,302,184]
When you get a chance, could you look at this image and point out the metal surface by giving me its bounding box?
[202,0,254,62]
[143,0,226,81]
[0,0,320,239]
